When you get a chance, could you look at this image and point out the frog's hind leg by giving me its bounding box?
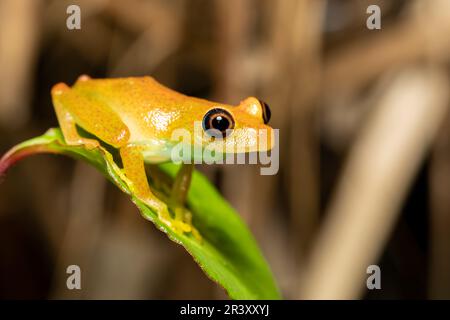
[51,83,99,149]
[120,145,193,235]
[51,83,130,149]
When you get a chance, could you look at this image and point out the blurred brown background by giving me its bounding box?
[0,0,449,299]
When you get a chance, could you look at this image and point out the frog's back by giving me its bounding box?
[72,76,217,141]
[73,76,209,114]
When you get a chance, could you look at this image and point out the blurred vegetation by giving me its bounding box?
[0,0,449,299]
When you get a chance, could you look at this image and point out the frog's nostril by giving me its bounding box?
[259,100,271,124]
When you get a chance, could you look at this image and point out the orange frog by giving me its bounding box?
[51,75,273,235]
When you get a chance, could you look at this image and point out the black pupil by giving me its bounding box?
[203,108,234,138]
[211,114,230,132]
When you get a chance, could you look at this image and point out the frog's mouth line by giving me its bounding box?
[166,139,276,167]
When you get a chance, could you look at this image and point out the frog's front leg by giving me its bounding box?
[170,164,195,226]
[119,145,193,235]
[170,163,194,217]
[169,163,201,240]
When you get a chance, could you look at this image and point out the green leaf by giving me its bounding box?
[0,128,281,300]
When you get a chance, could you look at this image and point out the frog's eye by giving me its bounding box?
[259,100,271,124]
[202,108,235,138]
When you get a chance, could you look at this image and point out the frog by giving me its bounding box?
[51,75,273,238]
